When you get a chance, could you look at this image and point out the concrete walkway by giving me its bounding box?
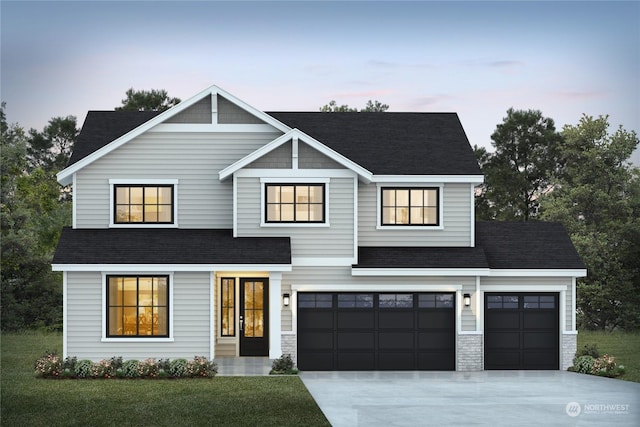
[300,370,640,427]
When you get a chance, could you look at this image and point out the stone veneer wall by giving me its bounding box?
[281,334,297,365]
[562,333,577,370]
[457,333,483,371]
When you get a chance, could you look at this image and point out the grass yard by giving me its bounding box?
[577,330,640,383]
[1,332,330,427]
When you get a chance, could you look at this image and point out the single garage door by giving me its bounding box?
[297,292,455,371]
[484,293,559,370]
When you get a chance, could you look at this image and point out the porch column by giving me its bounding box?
[269,272,282,358]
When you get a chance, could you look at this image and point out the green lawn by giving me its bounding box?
[1,332,330,426]
[577,330,640,383]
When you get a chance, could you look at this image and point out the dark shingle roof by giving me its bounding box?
[67,111,161,166]
[67,110,481,176]
[476,221,585,270]
[353,221,584,270]
[355,246,489,269]
[53,228,290,265]
[268,112,482,175]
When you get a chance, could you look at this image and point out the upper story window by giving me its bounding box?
[265,184,325,223]
[114,185,174,224]
[381,187,439,226]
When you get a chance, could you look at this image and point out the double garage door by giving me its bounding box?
[297,292,455,371]
[297,291,560,371]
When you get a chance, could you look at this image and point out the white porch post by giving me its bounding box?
[269,272,282,358]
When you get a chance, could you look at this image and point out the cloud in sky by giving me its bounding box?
[1,0,638,162]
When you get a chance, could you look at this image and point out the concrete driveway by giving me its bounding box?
[301,370,640,426]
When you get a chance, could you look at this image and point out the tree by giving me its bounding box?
[116,88,181,112]
[476,108,562,221]
[320,99,389,112]
[540,115,640,330]
[27,116,78,172]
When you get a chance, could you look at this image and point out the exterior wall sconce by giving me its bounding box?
[464,293,471,307]
[283,293,290,307]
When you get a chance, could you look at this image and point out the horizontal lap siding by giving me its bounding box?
[358,182,472,246]
[236,176,355,259]
[75,132,281,228]
[66,272,211,360]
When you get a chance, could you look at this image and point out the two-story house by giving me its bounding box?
[53,85,586,371]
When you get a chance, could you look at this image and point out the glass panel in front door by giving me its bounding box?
[244,281,264,338]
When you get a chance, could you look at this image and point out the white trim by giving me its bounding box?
[458,331,483,335]
[210,271,215,360]
[563,331,578,335]
[470,183,475,247]
[456,290,463,334]
[375,183,445,230]
[72,174,77,229]
[560,289,567,333]
[237,169,356,179]
[269,272,283,358]
[475,275,481,332]
[292,257,356,267]
[571,277,577,332]
[108,179,179,228]
[148,123,279,133]
[100,272,175,342]
[488,269,587,277]
[352,268,490,277]
[57,85,291,186]
[260,178,331,228]
[211,93,218,124]
[353,177,359,264]
[371,175,484,184]
[292,136,299,169]
[292,283,463,292]
[481,284,569,292]
[53,264,292,272]
[232,174,238,237]
[219,128,373,182]
[62,271,68,358]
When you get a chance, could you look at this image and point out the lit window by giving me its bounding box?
[115,185,173,224]
[266,184,324,223]
[107,276,169,337]
[221,278,235,336]
[381,187,438,226]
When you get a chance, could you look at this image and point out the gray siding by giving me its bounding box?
[282,283,292,332]
[246,142,292,169]
[75,132,281,228]
[236,176,355,260]
[165,95,212,124]
[218,96,266,124]
[461,282,477,331]
[66,271,211,360]
[358,182,472,247]
[298,142,344,169]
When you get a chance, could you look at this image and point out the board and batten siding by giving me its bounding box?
[66,271,211,360]
[480,276,574,332]
[74,131,282,228]
[235,176,356,260]
[358,182,472,247]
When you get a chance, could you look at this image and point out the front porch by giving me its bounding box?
[215,357,273,376]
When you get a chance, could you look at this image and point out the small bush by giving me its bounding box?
[91,359,117,378]
[137,358,160,378]
[74,360,94,378]
[122,360,140,378]
[109,356,123,370]
[158,358,170,373]
[591,354,623,378]
[34,351,63,378]
[187,356,217,378]
[576,343,600,359]
[270,354,298,375]
[573,355,595,374]
[169,359,189,377]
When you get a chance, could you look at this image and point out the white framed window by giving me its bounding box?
[109,179,178,228]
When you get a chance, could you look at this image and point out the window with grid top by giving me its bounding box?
[114,185,174,224]
[381,187,439,226]
[265,184,325,223]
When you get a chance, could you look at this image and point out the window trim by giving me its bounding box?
[260,178,330,227]
[220,277,236,337]
[376,183,444,230]
[101,272,174,342]
[109,179,179,228]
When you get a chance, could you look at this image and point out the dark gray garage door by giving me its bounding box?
[484,293,559,370]
[297,293,455,371]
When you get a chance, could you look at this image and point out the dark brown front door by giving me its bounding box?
[239,279,269,356]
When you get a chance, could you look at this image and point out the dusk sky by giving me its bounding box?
[2,1,639,161]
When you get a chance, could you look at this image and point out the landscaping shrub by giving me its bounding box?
[576,343,600,359]
[122,360,140,378]
[591,354,625,378]
[270,354,298,375]
[91,359,117,378]
[169,358,189,377]
[187,356,218,378]
[136,358,160,378]
[74,360,94,378]
[34,351,62,378]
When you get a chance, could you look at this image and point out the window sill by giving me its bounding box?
[109,223,179,229]
[101,337,174,343]
[260,222,331,228]
[376,225,444,231]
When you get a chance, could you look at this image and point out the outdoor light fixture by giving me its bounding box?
[464,293,471,307]
[283,293,290,307]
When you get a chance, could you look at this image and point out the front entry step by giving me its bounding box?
[216,357,272,376]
